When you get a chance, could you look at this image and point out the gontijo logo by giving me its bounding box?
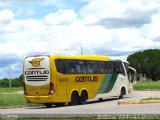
[28,58,44,67]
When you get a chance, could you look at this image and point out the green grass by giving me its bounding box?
[133,81,160,90]
[17,117,109,120]
[0,87,44,107]
[0,87,23,93]
[142,97,160,100]
[0,94,26,107]
[0,87,26,107]
[1,81,160,107]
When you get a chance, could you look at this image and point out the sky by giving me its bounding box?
[0,0,160,79]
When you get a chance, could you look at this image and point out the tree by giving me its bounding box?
[127,49,160,81]
[0,78,9,87]
[0,74,23,87]
[12,74,23,87]
[18,74,23,85]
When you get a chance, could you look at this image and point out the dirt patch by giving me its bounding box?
[0,91,23,94]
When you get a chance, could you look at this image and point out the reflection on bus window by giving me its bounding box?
[55,59,125,75]
[83,61,97,74]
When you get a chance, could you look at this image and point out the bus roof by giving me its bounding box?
[50,54,110,61]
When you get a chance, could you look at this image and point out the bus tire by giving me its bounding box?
[54,103,65,107]
[99,98,103,101]
[79,91,88,105]
[69,91,79,106]
[44,103,52,108]
[119,87,126,99]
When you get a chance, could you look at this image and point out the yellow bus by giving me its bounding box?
[23,55,136,107]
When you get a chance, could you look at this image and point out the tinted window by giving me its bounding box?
[55,59,125,75]
[97,61,105,73]
[112,61,125,75]
[83,61,97,74]
[55,59,98,74]
[105,61,114,74]
[55,59,66,74]
[66,60,83,74]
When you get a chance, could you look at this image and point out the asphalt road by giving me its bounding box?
[0,91,160,118]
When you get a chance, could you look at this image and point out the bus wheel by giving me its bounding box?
[79,91,88,105]
[119,88,126,99]
[54,103,65,107]
[99,98,103,102]
[69,91,79,106]
[44,103,52,108]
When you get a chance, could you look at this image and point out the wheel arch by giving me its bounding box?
[80,89,88,99]
[120,86,126,95]
[70,89,79,99]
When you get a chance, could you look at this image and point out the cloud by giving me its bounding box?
[43,0,68,8]
[16,8,36,17]
[44,9,77,25]
[0,0,41,3]
[147,13,160,41]
[43,0,88,10]
[1,6,159,57]
[0,54,22,79]
[0,0,160,78]
[0,9,14,28]
[81,0,160,28]
[0,54,21,67]
[93,17,150,28]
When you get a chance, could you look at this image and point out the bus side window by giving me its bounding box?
[83,61,97,74]
[65,60,83,74]
[113,62,125,76]
[83,62,87,74]
[55,59,66,74]
[75,61,83,74]
[104,61,114,74]
[66,60,74,74]
[88,63,93,73]
[97,61,105,74]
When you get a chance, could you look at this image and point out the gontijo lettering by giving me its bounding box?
[75,76,98,82]
[25,70,49,75]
